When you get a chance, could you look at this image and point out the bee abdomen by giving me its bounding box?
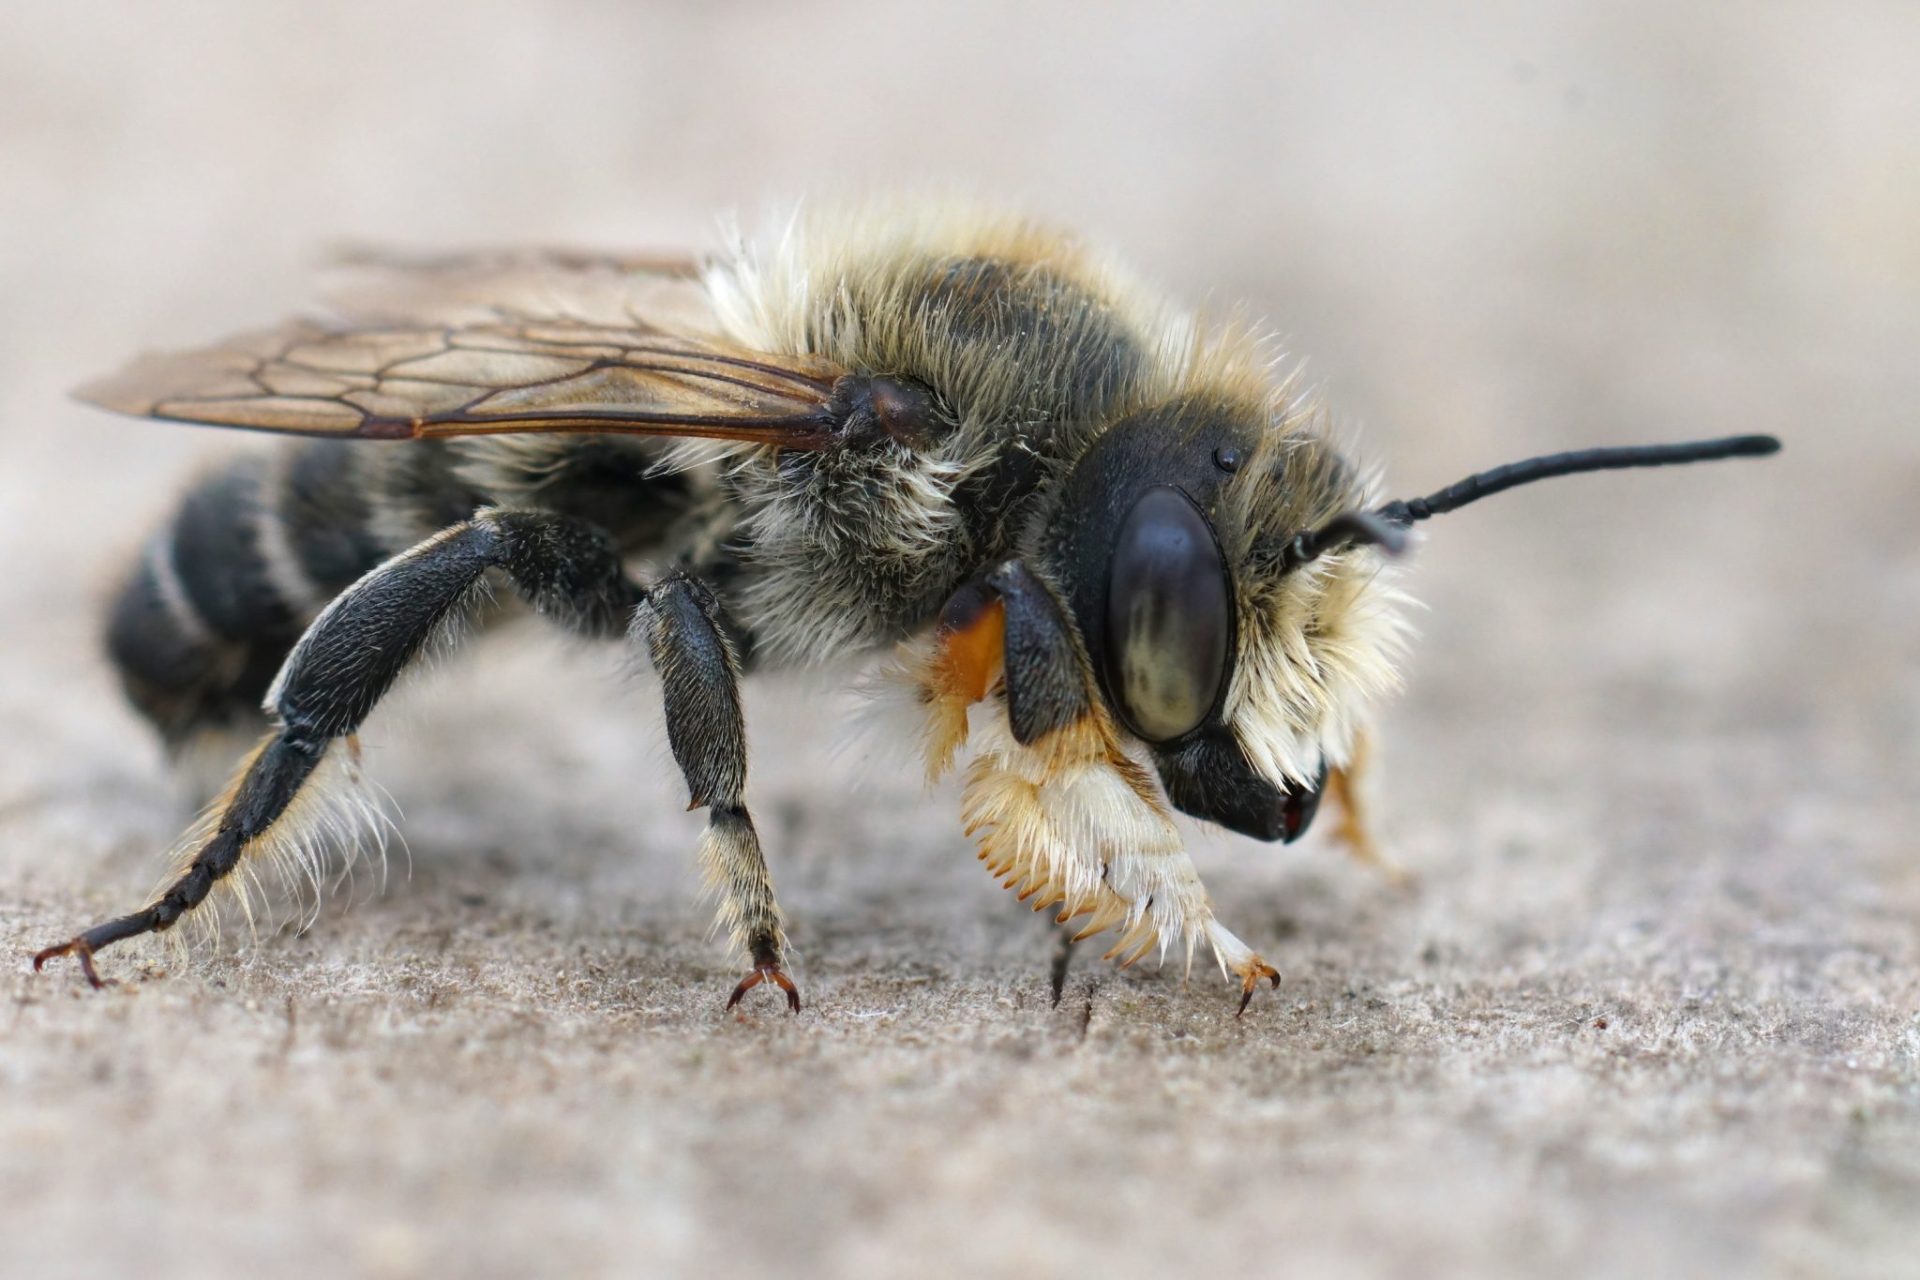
[106,443,411,743]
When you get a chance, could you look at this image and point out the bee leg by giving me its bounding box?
[1049,922,1078,1007]
[928,562,1284,1014]
[1326,730,1414,889]
[33,510,638,986]
[632,573,797,1014]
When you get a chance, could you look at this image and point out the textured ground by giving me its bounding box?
[2,5,1917,1278]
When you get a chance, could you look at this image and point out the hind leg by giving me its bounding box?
[35,510,636,985]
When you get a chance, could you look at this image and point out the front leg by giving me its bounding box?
[1325,729,1413,888]
[635,573,797,1013]
[903,560,1280,1014]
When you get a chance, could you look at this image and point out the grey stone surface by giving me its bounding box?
[2,5,1915,1278]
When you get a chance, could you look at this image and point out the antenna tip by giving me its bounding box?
[1732,434,1783,457]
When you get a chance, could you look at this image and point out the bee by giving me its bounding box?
[32,202,1779,1013]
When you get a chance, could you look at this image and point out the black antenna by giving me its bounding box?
[1289,433,1781,567]
[1377,434,1781,527]
[1278,510,1409,572]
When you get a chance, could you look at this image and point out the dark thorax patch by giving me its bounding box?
[912,257,1144,418]
[909,256,1153,567]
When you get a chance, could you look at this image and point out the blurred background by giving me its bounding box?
[2,4,1915,1278]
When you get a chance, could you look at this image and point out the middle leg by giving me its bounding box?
[635,572,797,1011]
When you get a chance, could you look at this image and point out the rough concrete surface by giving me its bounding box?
[2,5,1916,1278]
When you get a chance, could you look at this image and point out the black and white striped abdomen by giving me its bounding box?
[106,440,477,743]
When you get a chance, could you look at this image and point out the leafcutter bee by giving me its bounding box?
[33,202,1780,1012]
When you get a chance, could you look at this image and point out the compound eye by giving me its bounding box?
[1104,486,1232,742]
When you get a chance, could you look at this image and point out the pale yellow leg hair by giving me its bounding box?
[895,630,1280,1006]
[154,732,394,959]
[697,808,786,966]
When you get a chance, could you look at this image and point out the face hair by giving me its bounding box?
[1287,433,1783,567]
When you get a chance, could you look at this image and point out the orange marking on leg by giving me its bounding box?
[1326,732,1414,888]
[1234,959,1282,1018]
[932,596,1006,705]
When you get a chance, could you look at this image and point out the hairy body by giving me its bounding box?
[42,202,1770,1010]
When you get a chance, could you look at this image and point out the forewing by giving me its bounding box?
[76,251,845,447]
[319,245,708,327]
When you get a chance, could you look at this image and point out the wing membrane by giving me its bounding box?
[76,252,845,448]
[320,245,708,327]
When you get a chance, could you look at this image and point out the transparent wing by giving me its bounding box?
[76,251,844,447]
[318,245,708,326]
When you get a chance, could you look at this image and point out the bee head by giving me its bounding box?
[1042,404,1781,844]
[1041,400,1397,842]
